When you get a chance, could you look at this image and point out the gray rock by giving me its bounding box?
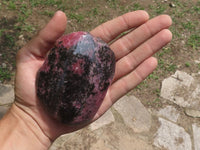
[19,34,24,40]
[192,124,200,150]
[160,70,200,108]
[173,70,194,87]
[169,3,176,7]
[89,109,115,131]
[194,59,200,64]
[50,95,153,150]
[2,63,7,68]
[89,135,154,150]
[113,95,151,133]
[51,123,154,150]
[185,108,200,118]
[158,105,179,122]
[49,134,73,150]
[154,118,192,150]
[0,84,14,105]
[191,84,200,99]
[117,135,154,150]
[0,105,10,119]
[173,96,190,107]
[160,73,183,105]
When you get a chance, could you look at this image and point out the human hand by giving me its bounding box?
[14,10,172,144]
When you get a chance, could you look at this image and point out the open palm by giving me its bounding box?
[14,11,172,140]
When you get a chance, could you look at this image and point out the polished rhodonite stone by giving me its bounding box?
[36,31,115,124]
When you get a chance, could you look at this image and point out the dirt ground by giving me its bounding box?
[0,0,199,109]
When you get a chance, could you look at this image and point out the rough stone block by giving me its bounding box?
[0,84,14,105]
[158,105,179,122]
[192,124,200,150]
[113,95,151,133]
[89,109,115,131]
[154,118,192,150]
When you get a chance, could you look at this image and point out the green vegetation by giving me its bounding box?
[0,0,199,110]
[41,10,54,17]
[0,29,5,37]
[185,62,191,67]
[0,67,12,82]
[69,13,84,23]
[187,34,200,50]
[8,1,16,10]
[182,21,195,30]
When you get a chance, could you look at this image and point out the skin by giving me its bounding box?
[0,10,172,150]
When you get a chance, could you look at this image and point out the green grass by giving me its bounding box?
[0,0,199,86]
[0,29,5,37]
[156,47,177,74]
[4,34,15,48]
[29,0,63,7]
[155,5,166,14]
[91,8,99,16]
[22,24,35,33]
[187,34,200,49]
[158,47,172,57]
[8,1,16,10]
[154,88,161,97]
[135,80,149,90]
[20,4,32,18]
[149,2,167,15]
[167,64,177,72]
[185,62,191,67]
[146,97,162,107]
[193,1,200,14]
[41,10,54,17]
[0,67,12,82]
[106,0,118,9]
[148,73,159,80]
[181,21,195,30]
[69,13,84,23]
[132,3,144,10]
[172,0,183,7]
[152,98,162,107]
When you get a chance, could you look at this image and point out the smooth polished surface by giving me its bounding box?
[36,32,115,125]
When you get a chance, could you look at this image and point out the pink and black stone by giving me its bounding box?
[36,31,115,125]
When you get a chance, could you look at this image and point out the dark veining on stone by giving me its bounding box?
[36,32,115,124]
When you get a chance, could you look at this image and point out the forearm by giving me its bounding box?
[0,104,51,150]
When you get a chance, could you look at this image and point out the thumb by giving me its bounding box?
[19,11,67,59]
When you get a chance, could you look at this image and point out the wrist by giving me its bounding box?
[0,103,51,150]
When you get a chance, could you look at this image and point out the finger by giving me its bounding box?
[111,15,172,60]
[20,11,67,58]
[111,57,157,104]
[90,10,149,43]
[94,57,158,119]
[114,29,172,81]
